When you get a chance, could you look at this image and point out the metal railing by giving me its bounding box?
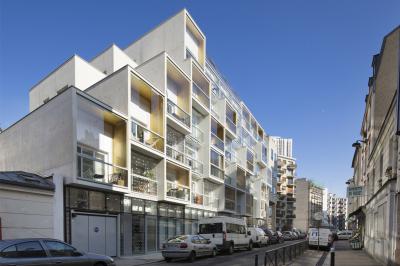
[254,240,308,266]
[167,99,190,127]
[131,121,164,153]
[166,145,187,165]
[192,81,210,109]
[211,132,224,151]
[131,174,157,195]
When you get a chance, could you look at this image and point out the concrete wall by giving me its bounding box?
[0,184,54,239]
[124,10,186,72]
[29,56,105,111]
[86,66,130,116]
[294,179,309,232]
[91,44,138,75]
[135,52,167,94]
[0,89,75,178]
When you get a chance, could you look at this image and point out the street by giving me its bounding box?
[116,240,307,266]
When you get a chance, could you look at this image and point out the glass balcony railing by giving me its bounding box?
[226,117,237,134]
[131,121,164,153]
[211,132,224,151]
[204,195,219,209]
[166,145,186,165]
[191,125,204,142]
[192,82,210,109]
[247,161,254,172]
[166,181,190,201]
[167,99,190,128]
[186,156,204,174]
[131,174,157,195]
[210,165,224,180]
[77,154,128,187]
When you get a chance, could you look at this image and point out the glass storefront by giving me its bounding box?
[120,197,216,255]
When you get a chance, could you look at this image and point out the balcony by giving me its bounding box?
[190,125,204,143]
[287,163,296,170]
[166,181,190,201]
[204,195,219,209]
[210,165,224,180]
[211,132,224,151]
[225,199,235,211]
[131,174,157,195]
[167,145,187,165]
[186,156,204,175]
[287,214,296,219]
[224,175,235,187]
[77,152,128,187]
[192,192,204,205]
[131,121,164,153]
[167,99,190,128]
[226,116,236,135]
[192,81,210,109]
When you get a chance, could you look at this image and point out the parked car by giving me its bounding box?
[282,231,294,241]
[0,238,116,266]
[248,227,269,247]
[331,229,339,241]
[198,216,252,254]
[162,235,217,262]
[292,229,306,239]
[308,228,333,249]
[275,231,285,243]
[337,230,353,240]
[262,228,279,244]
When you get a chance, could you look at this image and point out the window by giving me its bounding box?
[199,223,223,234]
[13,241,47,258]
[1,245,17,258]
[77,145,108,180]
[44,241,76,257]
[191,236,201,244]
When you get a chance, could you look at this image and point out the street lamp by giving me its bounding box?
[351,140,367,148]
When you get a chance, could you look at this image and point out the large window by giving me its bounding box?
[77,145,107,180]
[199,223,222,234]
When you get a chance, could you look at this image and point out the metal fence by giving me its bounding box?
[254,240,308,266]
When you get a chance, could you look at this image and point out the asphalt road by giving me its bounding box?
[149,239,307,266]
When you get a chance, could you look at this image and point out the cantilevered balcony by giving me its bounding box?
[211,132,224,151]
[131,121,164,153]
[192,81,210,109]
[225,104,237,136]
[167,99,190,128]
[76,95,128,188]
[166,163,190,202]
[131,151,161,196]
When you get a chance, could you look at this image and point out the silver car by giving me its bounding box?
[0,238,115,266]
[162,235,217,262]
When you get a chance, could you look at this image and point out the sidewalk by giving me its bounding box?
[115,252,164,266]
[322,241,381,266]
[287,249,326,266]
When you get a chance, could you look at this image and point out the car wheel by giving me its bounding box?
[248,241,253,251]
[188,251,196,263]
[227,243,234,255]
[211,248,217,257]
[165,257,172,262]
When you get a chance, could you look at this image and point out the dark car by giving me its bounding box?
[0,238,115,266]
[262,228,278,244]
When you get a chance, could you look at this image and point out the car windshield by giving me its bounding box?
[167,236,188,243]
[199,223,223,234]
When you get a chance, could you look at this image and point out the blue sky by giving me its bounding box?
[0,0,399,197]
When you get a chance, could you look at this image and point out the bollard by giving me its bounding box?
[264,252,267,266]
[330,247,335,266]
[255,254,258,266]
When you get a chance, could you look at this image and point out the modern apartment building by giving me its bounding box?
[347,26,400,265]
[327,193,348,230]
[272,137,296,230]
[294,178,324,232]
[0,9,276,256]
[274,137,293,158]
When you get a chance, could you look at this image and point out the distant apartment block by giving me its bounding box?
[327,193,348,230]
[0,9,278,256]
[294,178,324,232]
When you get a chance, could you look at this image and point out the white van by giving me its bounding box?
[308,227,333,249]
[198,216,252,254]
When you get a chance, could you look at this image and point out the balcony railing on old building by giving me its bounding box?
[77,153,128,187]
[192,81,210,109]
[131,121,164,153]
[167,99,190,127]
[166,181,190,201]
